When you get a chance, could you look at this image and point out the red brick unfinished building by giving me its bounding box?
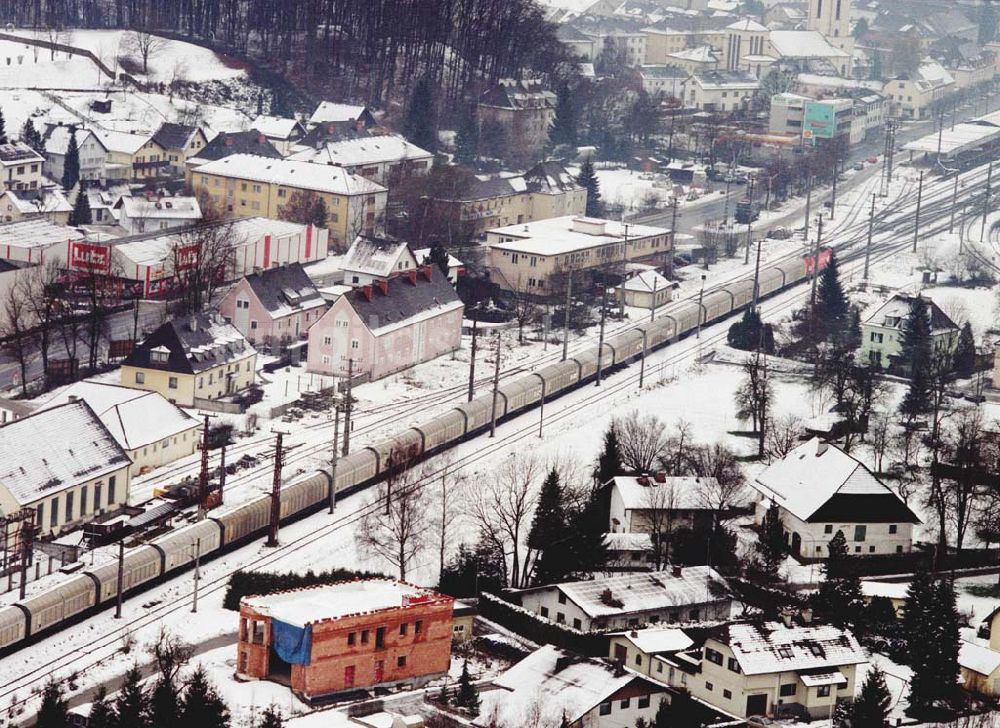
[237,578,454,700]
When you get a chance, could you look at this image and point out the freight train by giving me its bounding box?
[0,247,831,653]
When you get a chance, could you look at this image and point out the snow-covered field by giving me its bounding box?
[0,39,105,88]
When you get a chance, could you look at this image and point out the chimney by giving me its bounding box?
[421,264,434,281]
[654,472,666,483]
[780,609,794,628]
[361,285,373,301]
[800,607,813,624]
[815,441,829,456]
[189,316,198,332]
[375,278,388,296]
[407,269,417,286]
[224,135,234,147]
[258,133,266,144]
[671,565,682,578]
[638,474,649,486]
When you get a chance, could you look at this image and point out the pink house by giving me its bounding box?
[307,265,463,381]
[218,263,327,347]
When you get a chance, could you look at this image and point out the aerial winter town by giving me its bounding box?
[6,0,1000,727]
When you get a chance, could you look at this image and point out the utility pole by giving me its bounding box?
[982,159,994,242]
[217,443,227,505]
[667,197,679,280]
[618,222,628,319]
[650,276,657,323]
[880,119,896,197]
[114,539,124,619]
[197,414,215,521]
[18,522,33,600]
[949,173,960,233]
[329,400,340,514]
[267,431,284,547]
[538,378,545,438]
[743,175,755,265]
[696,274,706,339]
[596,273,608,387]
[803,176,814,234]
[864,192,876,282]
[913,170,924,253]
[562,271,572,361]
[810,215,823,309]
[341,358,353,456]
[489,331,502,438]
[639,330,647,389]
[751,234,764,311]
[830,159,838,219]
[191,538,201,613]
[467,317,478,403]
[936,112,944,166]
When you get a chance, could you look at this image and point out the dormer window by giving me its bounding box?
[150,346,170,364]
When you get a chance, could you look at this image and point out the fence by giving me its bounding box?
[0,30,140,86]
[194,397,244,414]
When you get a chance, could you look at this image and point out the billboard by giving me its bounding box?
[68,241,111,272]
[803,102,837,140]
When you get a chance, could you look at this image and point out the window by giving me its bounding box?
[278,188,287,198]
[635,654,642,666]
[638,695,650,709]
[540,606,549,617]
[199,378,204,389]
[854,524,867,542]
[779,683,797,697]
[253,621,265,643]
[896,545,904,553]
[397,656,406,667]
[375,627,385,648]
[705,682,713,691]
[49,497,58,527]
[36,502,44,528]
[704,648,724,665]
[347,632,356,645]
[109,476,116,504]
[135,371,145,384]
[324,336,332,345]
[599,703,612,716]
[556,612,565,624]
[168,376,178,389]
[361,630,369,644]
[94,484,102,512]
[351,339,359,350]
[81,485,88,515]
[869,545,876,553]
[620,698,631,709]
[689,609,700,621]
[573,618,582,630]
[65,491,74,521]
[824,524,833,534]
[889,524,898,534]
[250,321,258,330]
[818,685,832,698]
[399,623,408,636]
[557,591,567,604]
[727,658,740,673]
[723,689,732,699]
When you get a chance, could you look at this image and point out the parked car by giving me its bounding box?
[853,162,865,171]
[867,156,879,164]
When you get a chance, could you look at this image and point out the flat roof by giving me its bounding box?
[488,216,669,257]
[242,579,450,627]
[901,121,1000,158]
[0,218,79,249]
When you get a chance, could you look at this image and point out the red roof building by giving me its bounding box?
[237,578,454,701]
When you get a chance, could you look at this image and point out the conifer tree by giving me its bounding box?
[577,159,603,218]
[952,321,976,378]
[21,117,42,151]
[63,128,81,192]
[150,678,180,728]
[87,687,114,728]
[404,77,436,152]
[0,109,7,145]
[594,424,623,483]
[816,252,849,342]
[568,487,610,573]
[852,666,892,728]
[928,579,961,705]
[756,500,786,577]
[453,106,479,164]
[70,188,93,226]
[36,681,68,728]
[423,244,450,277]
[115,665,149,728]
[549,85,579,150]
[529,468,571,584]
[812,530,864,628]
[899,297,934,417]
[257,706,283,728]
[456,660,480,716]
[180,667,230,728]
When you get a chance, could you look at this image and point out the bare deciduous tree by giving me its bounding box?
[868,413,892,474]
[1,274,34,396]
[23,260,65,380]
[126,29,167,74]
[616,411,668,473]
[148,627,193,684]
[431,456,465,580]
[642,478,681,569]
[691,443,747,520]
[734,352,772,456]
[171,220,240,314]
[765,414,802,462]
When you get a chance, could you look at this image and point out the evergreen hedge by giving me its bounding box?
[223,568,385,610]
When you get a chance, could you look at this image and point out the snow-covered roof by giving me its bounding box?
[669,45,718,64]
[528,567,729,619]
[40,381,199,450]
[959,641,1000,676]
[863,294,958,335]
[612,627,693,654]
[117,195,202,221]
[604,532,654,551]
[342,235,413,278]
[0,188,72,215]
[726,17,767,31]
[290,133,432,168]
[861,581,909,600]
[769,30,850,59]
[0,400,130,506]
[95,129,157,155]
[251,115,305,140]
[412,247,463,270]
[918,59,955,87]
[624,270,671,294]
[242,579,450,628]
[43,126,103,156]
[309,102,370,126]
[610,473,717,510]
[477,645,666,728]
[0,141,44,166]
[489,216,669,257]
[0,218,78,250]
[691,70,760,90]
[194,154,386,196]
[713,621,867,676]
[751,438,919,524]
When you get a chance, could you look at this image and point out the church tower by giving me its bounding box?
[807,0,852,42]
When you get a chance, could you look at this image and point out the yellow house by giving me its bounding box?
[121,314,257,408]
[0,400,132,538]
[190,153,387,248]
[959,641,1000,697]
[152,123,210,177]
[96,129,169,181]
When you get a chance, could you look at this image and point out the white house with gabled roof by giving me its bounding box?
[341,235,418,286]
[751,438,920,560]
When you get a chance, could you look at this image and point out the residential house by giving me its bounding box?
[452,600,477,644]
[120,314,257,407]
[96,129,168,181]
[608,626,696,678]
[0,187,73,225]
[306,265,463,381]
[608,473,719,534]
[556,24,599,60]
[152,123,209,177]
[184,130,282,180]
[642,27,690,65]
[605,532,656,567]
[751,438,921,559]
[341,235,418,286]
[477,79,557,161]
[308,102,378,129]
[237,578,453,700]
[218,263,326,346]
[0,142,44,192]
[884,60,956,120]
[959,642,1000,698]
[39,381,200,476]
[0,395,34,425]
[665,620,867,719]
[685,71,760,112]
[860,581,908,617]
[515,567,732,632]
[860,294,960,370]
[486,216,672,296]
[86,187,127,224]
[289,134,433,186]
[115,195,202,234]
[190,154,387,248]
[42,125,108,184]
[475,645,678,728]
[637,65,689,99]
[0,400,131,537]
[617,270,673,310]
[250,115,307,155]
[412,247,464,284]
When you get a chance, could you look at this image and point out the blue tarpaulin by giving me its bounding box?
[271,620,312,665]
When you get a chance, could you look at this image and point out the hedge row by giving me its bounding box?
[478,592,609,657]
[223,568,385,611]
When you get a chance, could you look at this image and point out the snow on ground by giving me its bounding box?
[0,39,106,88]
[862,653,912,720]
[195,646,312,724]
[8,29,247,84]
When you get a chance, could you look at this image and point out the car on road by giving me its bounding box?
[867,156,879,164]
[853,162,865,171]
